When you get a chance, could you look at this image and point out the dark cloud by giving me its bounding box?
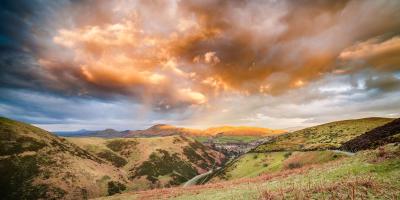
[0,1,64,91]
[365,73,400,93]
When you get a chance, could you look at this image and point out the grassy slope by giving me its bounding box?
[67,135,225,191]
[95,143,400,200]
[254,117,394,152]
[212,152,286,180]
[209,151,347,182]
[66,137,139,169]
[0,117,126,200]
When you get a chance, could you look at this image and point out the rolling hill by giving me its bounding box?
[0,117,226,199]
[0,117,127,200]
[55,124,285,139]
[56,129,125,138]
[122,124,201,137]
[4,116,399,200]
[254,117,394,152]
[203,126,285,136]
[129,124,285,137]
[93,117,400,200]
[66,135,225,190]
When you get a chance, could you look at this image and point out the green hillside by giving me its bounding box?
[209,151,347,182]
[254,117,394,152]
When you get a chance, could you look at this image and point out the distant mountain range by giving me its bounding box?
[56,128,125,138]
[54,124,286,138]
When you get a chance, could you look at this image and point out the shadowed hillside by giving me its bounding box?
[341,118,400,152]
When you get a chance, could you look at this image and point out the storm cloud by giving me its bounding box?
[0,0,399,130]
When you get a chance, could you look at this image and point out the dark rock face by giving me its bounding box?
[340,118,400,152]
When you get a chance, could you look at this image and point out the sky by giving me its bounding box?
[0,0,400,131]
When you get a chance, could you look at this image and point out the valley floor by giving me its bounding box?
[94,144,400,200]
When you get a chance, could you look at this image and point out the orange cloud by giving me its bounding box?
[339,36,400,71]
[34,0,400,109]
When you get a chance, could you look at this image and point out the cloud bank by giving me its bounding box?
[0,0,399,130]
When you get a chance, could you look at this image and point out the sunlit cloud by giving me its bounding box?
[0,0,399,129]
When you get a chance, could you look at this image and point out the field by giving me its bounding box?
[95,144,400,200]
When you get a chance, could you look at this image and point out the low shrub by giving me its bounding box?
[107,181,126,196]
[377,147,385,157]
[132,149,197,185]
[287,162,302,169]
[283,152,292,159]
[96,150,127,167]
[106,140,138,152]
